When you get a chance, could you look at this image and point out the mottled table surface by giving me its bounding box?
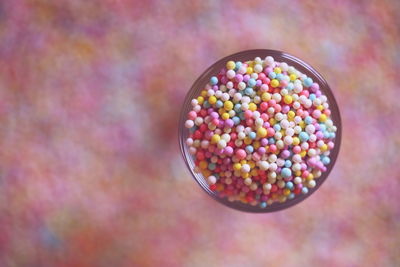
[0,1,399,266]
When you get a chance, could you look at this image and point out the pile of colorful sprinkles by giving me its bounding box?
[184,56,337,208]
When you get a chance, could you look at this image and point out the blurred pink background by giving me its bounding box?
[0,0,399,266]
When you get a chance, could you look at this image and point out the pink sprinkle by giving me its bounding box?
[235,149,247,160]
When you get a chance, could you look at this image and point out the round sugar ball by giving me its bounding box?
[241,164,251,173]
[254,64,263,73]
[259,161,270,170]
[226,70,236,79]
[208,175,217,184]
[185,120,194,128]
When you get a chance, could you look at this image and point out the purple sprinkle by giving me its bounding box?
[261,138,268,146]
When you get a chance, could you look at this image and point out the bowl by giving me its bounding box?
[179,49,342,213]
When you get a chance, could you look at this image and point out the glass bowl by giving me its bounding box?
[178,49,342,213]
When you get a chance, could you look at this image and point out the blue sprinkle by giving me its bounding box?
[322,157,331,165]
[259,202,267,208]
[215,100,223,108]
[287,83,294,90]
[319,124,327,131]
[234,103,242,112]
[245,87,254,95]
[210,76,218,85]
[232,116,240,125]
[309,94,316,101]
[305,116,313,124]
[303,77,313,87]
[239,112,245,120]
[268,72,276,79]
[235,62,242,70]
[281,168,292,178]
[247,78,256,87]
[299,132,309,142]
[268,138,275,144]
[274,124,281,131]
[330,132,336,139]
[249,132,257,139]
[246,145,254,153]
[324,132,331,138]
[302,187,309,194]
[286,181,294,189]
[203,101,210,109]
[288,193,295,199]
[276,73,284,81]
[285,160,292,168]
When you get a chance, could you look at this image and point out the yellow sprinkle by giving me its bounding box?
[274,67,282,74]
[248,161,255,168]
[289,74,297,81]
[248,103,257,111]
[253,141,260,149]
[197,96,204,105]
[300,150,307,157]
[224,101,233,111]
[319,114,327,122]
[211,134,221,144]
[201,90,207,97]
[284,95,293,104]
[233,163,242,171]
[270,79,279,88]
[226,61,236,70]
[292,137,300,145]
[244,137,252,145]
[283,188,291,196]
[317,105,324,111]
[246,67,253,74]
[221,113,230,120]
[208,95,217,104]
[288,111,295,119]
[257,127,267,138]
[261,92,271,101]
[320,144,328,152]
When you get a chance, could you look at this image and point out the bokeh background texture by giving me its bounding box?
[0,0,399,266]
